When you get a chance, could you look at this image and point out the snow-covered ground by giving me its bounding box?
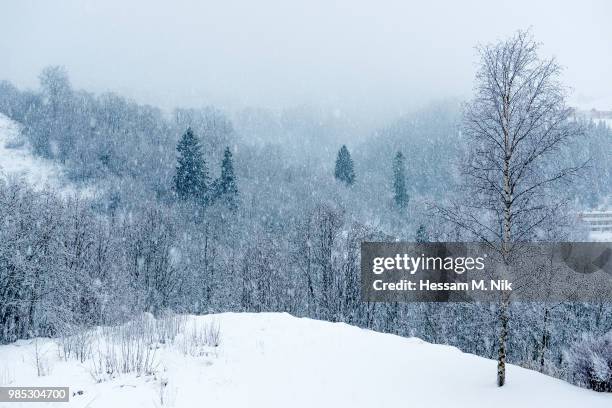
[0,113,66,188]
[0,313,610,408]
[0,113,94,198]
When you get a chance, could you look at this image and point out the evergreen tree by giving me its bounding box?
[392,151,409,208]
[334,145,355,185]
[215,147,239,209]
[173,127,209,201]
[416,224,429,243]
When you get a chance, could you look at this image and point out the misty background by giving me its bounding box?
[2,0,612,124]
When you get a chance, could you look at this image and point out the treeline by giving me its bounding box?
[0,67,608,214]
[0,67,235,208]
[1,178,611,390]
[0,177,387,339]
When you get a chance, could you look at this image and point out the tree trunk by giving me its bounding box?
[539,307,549,372]
[497,299,509,387]
[497,92,513,387]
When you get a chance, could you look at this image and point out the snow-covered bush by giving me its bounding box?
[0,364,13,385]
[90,315,159,382]
[202,320,221,348]
[566,331,612,392]
[32,339,53,377]
[155,311,186,345]
[178,320,221,357]
[58,327,94,363]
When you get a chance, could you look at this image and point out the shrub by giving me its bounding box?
[58,327,94,363]
[89,315,159,382]
[178,320,221,357]
[566,331,612,392]
[33,339,53,377]
[155,311,186,345]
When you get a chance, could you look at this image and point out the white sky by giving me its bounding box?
[1,0,611,118]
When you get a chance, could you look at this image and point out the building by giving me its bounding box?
[579,210,612,242]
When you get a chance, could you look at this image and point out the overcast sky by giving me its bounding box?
[1,0,611,118]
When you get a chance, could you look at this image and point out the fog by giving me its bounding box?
[1,0,611,120]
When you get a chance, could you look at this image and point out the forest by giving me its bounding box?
[1,32,611,392]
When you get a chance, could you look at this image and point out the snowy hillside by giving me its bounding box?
[0,313,610,408]
[0,113,71,191]
[0,114,61,186]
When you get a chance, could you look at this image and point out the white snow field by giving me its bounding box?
[0,313,610,408]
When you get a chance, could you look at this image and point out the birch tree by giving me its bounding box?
[435,30,583,386]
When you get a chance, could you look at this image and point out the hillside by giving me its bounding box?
[0,113,93,197]
[0,113,64,188]
[0,313,610,408]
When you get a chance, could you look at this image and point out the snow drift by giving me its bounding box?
[0,313,610,408]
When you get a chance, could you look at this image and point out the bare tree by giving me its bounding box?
[435,30,584,387]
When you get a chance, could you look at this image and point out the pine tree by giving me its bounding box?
[334,145,355,185]
[392,151,409,208]
[215,147,239,210]
[416,224,429,243]
[173,127,209,201]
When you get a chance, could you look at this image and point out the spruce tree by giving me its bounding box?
[416,224,429,243]
[215,147,239,210]
[173,127,209,201]
[334,145,355,186]
[392,151,409,208]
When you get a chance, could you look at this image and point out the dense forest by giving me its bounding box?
[0,50,611,391]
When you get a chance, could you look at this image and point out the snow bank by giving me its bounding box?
[0,312,610,407]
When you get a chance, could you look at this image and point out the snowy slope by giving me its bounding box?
[0,313,610,408]
[0,113,69,190]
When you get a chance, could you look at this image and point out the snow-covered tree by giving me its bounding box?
[415,224,428,242]
[334,145,355,186]
[36,66,73,158]
[173,127,209,202]
[392,151,408,208]
[434,29,583,387]
[567,331,612,392]
[212,147,239,210]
